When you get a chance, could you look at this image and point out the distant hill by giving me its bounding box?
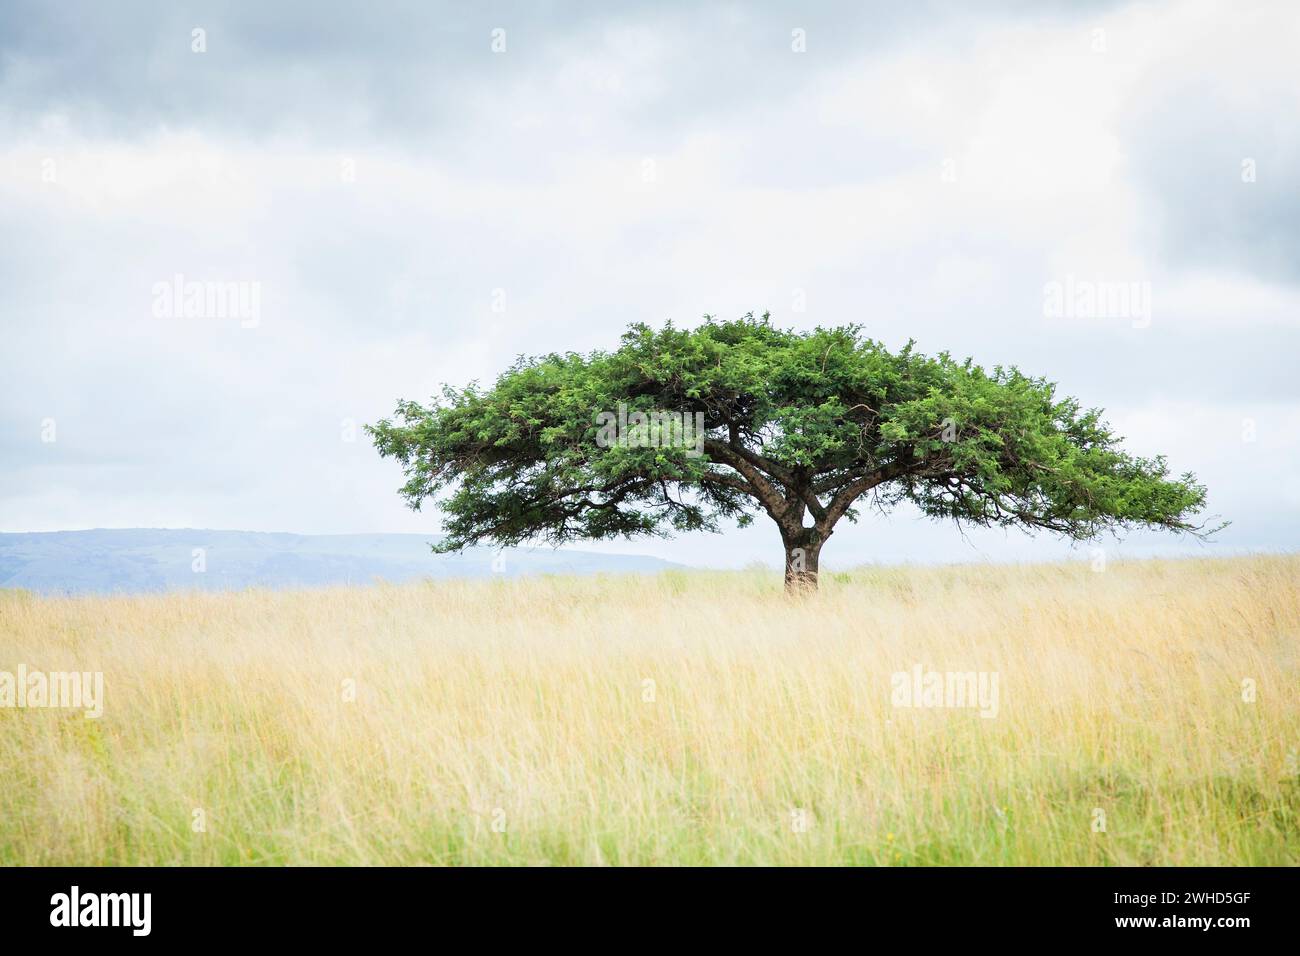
[0,529,682,596]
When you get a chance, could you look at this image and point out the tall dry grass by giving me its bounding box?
[1,556,1297,865]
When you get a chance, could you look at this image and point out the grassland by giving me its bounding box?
[1,555,1297,865]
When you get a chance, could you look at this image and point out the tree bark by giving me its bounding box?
[782,531,824,594]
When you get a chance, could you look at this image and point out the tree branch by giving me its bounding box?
[704,438,801,531]
[818,460,912,531]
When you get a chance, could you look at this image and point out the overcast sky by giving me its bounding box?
[2,0,1297,568]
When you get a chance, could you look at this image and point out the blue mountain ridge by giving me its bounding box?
[0,529,682,596]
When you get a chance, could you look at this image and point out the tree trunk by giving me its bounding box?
[782,533,823,594]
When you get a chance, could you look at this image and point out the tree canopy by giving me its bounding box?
[369,313,1217,591]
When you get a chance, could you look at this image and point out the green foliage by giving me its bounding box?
[368,313,1217,558]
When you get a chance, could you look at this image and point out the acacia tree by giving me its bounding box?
[369,314,1216,592]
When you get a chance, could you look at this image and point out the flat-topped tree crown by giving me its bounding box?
[369,313,1218,592]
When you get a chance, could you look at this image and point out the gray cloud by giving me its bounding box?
[1121,2,1300,285]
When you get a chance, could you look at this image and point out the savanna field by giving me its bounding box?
[1,556,1297,866]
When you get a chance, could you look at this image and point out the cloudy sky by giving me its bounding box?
[2,0,1297,568]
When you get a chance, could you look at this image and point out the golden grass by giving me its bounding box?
[1,555,1297,865]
